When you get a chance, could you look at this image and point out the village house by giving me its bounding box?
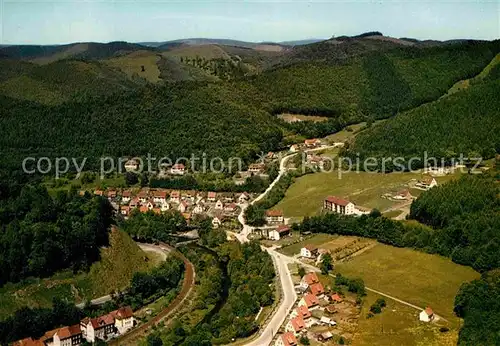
[299,272,319,290]
[291,305,312,321]
[212,214,223,229]
[153,190,167,204]
[317,331,333,342]
[285,316,306,336]
[323,196,356,215]
[416,176,438,190]
[309,282,325,297]
[300,245,319,259]
[137,190,148,203]
[298,293,320,310]
[170,163,186,175]
[265,209,284,224]
[53,325,83,346]
[124,159,139,172]
[419,307,435,322]
[121,190,131,203]
[238,192,250,204]
[120,206,130,217]
[193,203,204,214]
[325,305,337,314]
[178,201,189,213]
[304,138,321,148]
[113,306,134,334]
[268,225,291,241]
[207,191,217,202]
[224,203,237,213]
[329,293,343,304]
[81,314,115,343]
[248,163,266,174]
[319,316,337,327]
[129,198,139,209]
[13,338,44,346]
[170,190,181,203]
[289,144,300,153]
[215,199,224,210]
[393,189,412,200]
[274,332,298,346]
[106,190,117,200]
[139,206,149,213]
[160,202,170,212]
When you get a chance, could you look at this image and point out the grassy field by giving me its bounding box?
[0,229,157,319]
[279,233,337,256]
[103,50,162,83]
[274,171,460,219]
[352,291,458,346]
[335,243,479,324]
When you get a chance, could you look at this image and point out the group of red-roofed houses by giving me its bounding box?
[13,307,134,346]
[90,188,250,226]
[275,271,341,344]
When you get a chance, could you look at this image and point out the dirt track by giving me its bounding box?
[109,242,195,345]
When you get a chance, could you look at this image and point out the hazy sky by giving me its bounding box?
[1,0,499,45]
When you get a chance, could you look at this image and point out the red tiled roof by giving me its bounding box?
[56,325,81,340]
[172,163,185,169]
[113,306,133,319]
[303,293,319,307]
[13,338,44,346]
[303,272,319,285]
[171,190,180,198]
[296,305,311,319]
[290,316,305,332]
[281,332,298,346]
[304,138,319,145]
[208,191,216,198]
[277,225,290,233]
[325,305,337,314]
[122,190,131,197]
[325,195,351,206]
[139,206,149,213]
[154,190,167,198]
[90,313,114,329]
[304,244,318,251]
[425,307,434,316]
[309,282,325,296]
[331,293,343,303]
[266,209,283,217]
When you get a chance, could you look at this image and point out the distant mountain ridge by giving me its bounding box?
[139,38,325,49]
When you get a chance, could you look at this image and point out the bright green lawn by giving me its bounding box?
[353,291,458,346]
[275,171,459,219]
[335,243,479,324]
[279,234,337,256]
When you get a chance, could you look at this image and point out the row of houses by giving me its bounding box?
[275,272,341,346]
[125,159,186,175]
[14,307,134,346]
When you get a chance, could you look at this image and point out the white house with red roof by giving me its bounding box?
[215,199,224,210]
[298,293,320,310]
[274,332,298,346]
[207,191,217,202]
[324,196,355,215]
[170,163,186,175]
[238,192,250,204]
[419,306,435,322]
[309,282,325,298]
[153,190,167,204]
[285,316,306,336]
[170,190,181,203]
[268,225,291,241]
[300,245,319,259]
[178,201,189,213]
[121,190,131,203]
[265,209,284,224]
[304,138,321,148]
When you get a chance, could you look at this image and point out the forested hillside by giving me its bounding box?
[454,270,500,346]
[0,83,282,170]
[0,185,114,285]
[347,64,500,169]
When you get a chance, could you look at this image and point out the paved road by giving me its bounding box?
[75,242,170,309]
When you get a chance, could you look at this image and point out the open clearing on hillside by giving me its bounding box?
[277,113,330,123]
[103,50,161,83]
[335,243,479,324]
[274,171,460,219]
[353,291,458,346]
[0,230,157,319]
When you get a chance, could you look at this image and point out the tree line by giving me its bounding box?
[0,184,114,285]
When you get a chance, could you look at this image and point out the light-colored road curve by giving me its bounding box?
[234,146,336,345]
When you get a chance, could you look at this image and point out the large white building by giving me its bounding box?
[323,196,355,215]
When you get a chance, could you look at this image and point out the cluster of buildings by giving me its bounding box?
[14,307,134,346]
[251,209,292,241]
[125,159,186,176]
[92,188,251,228]
[323,196,370,216]
[275,272,342,346]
